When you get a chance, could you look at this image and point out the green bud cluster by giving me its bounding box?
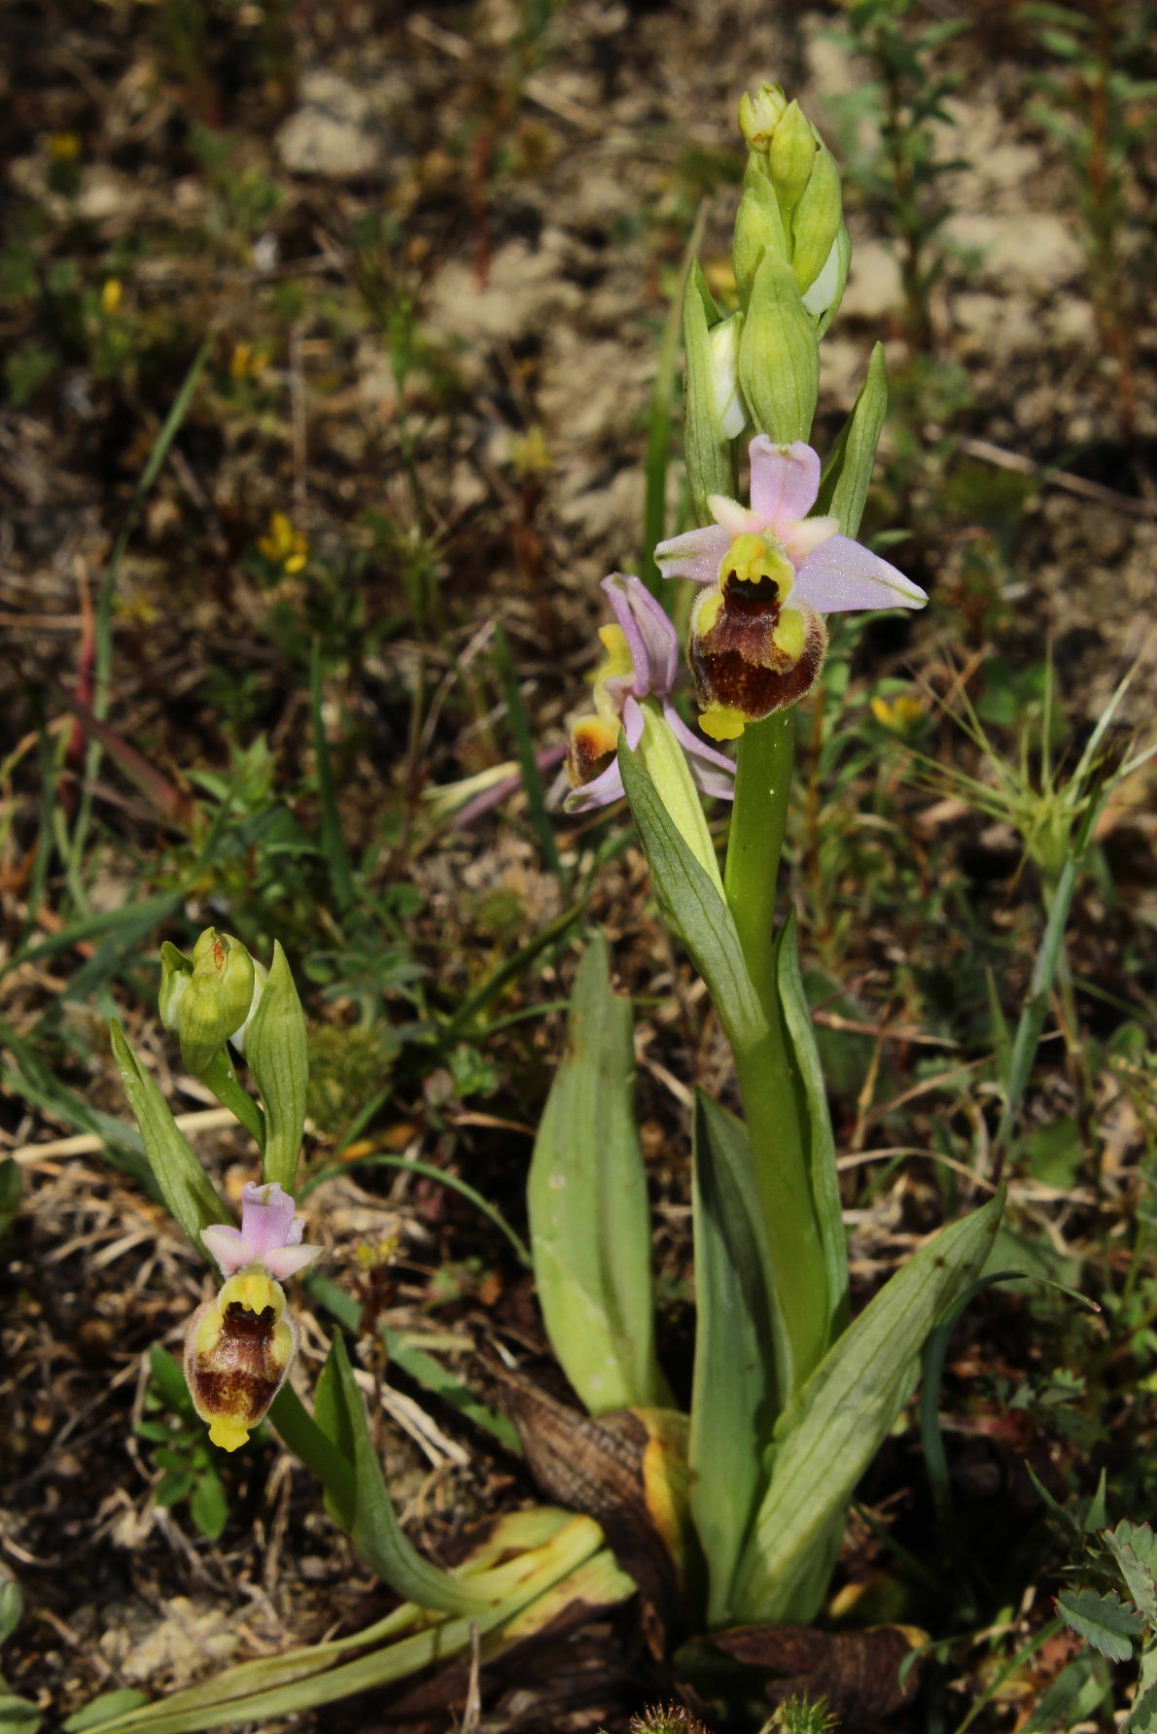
[681,84,849,515]
[735,83,847,321]
[160,928,259,1076]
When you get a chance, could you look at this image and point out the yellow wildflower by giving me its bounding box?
[258,511,308,574]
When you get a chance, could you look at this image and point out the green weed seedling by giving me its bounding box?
[136,1346,231,1542]
[826,0,969,358]
[1020,0,1155,456]
[0,1576,42,1733]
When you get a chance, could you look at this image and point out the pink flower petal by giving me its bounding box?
[621,695,647,751]
[707,495,760,538]
[239,1182,303,1257]
[748,438,821,529]
[201,1224,252,1276]
[563,756,625,811]
[654,523,731,584]
[662,703,737,795]
[602,573,678,696]
[263,1243,323,1279]
[793,535,928,613]
[783,515,839,565]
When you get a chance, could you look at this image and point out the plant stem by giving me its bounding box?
[725,711,794,999]
[724,710,829,1395]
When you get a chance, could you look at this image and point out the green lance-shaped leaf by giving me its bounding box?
[61,1513,614,1734]
[244,942,308,1192]
[737,246,819,446]
[775,912,850,1339]
[1021,1651,1112,1734]
[682,264,735,525]
[323,1333,492,1614]
[690,1093,779,1627]
[109,1021,230,1247]
[815,342,889,539]
[619,742,767,1059]
[732,1191,1003,1623]
[528,931,666,1414]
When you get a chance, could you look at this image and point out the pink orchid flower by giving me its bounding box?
[655,436,927,613]
[201,1181,321,1281]
[565,573,736,811]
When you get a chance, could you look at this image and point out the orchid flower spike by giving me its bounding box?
[565,573,736,810]
[654,437,927,740]
[201,1181,321,1281]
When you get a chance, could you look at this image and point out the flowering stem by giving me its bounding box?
[724,711,794,996]
[724,711,828,1398]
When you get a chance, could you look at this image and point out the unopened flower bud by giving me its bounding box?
[767,99,817,214]
[738,82,789,151]
[158,941,193,1032]
[733,84,845,315]
[184,1267,297,1452]
[178,929,255,1074]
[227,956,269,1059]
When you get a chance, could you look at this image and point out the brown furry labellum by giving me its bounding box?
[566,715,619,789]
[690,573,827,739]
[184,1267,297,1451]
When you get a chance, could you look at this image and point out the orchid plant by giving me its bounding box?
[539,79,1003,1665]
[77,81,1006,1734]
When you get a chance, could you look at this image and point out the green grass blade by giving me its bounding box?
[72,334,213,867]
[309,642,356,916]
[445,896,586,1038]
[1,1026,155,1193]
[491,622,564,881]
[308,1277,523,1455]
[301,1154,531,1267]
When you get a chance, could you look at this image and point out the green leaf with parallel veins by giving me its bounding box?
[528,932,665,1414]
[733,1192,1003,1623]
[682,265,735,524]
[327,1334,491,1614]
[1021,1650,1110,1733]
[775,913,849,1338]
[110,1022,229,1248]
[620,742,767,1059]
[814,342,888,538]
[62,1692,150,1733]
[690,1093,778,1626]
[244,942,308,1191]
